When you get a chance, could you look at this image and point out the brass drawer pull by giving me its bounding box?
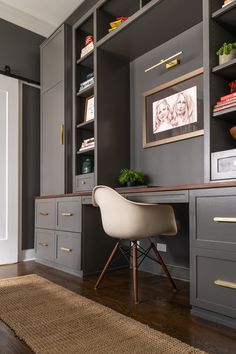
[213,217,236,223]
[60,124,64,145]
[39,242,48,247]
[214,279,236,290]
[60,247,72,252]
[61,212,73,217]
[40,212,49,216]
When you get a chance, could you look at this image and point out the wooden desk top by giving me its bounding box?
[35,181,236,199]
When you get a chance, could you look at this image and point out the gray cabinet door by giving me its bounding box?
[41,82,64,195]
[41,27,64,92]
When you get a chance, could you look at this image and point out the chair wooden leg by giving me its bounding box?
[132,241,139,304]
[150,241,177,291]
[95,241,120,289]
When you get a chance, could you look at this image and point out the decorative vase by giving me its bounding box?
[126,181,136,187]
[82,158,93,174]
[230,126,236,141]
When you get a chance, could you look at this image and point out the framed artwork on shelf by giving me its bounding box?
[143,68,204,148]
[84,95,94,122]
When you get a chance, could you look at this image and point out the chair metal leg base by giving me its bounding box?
[132,241,138,304]
[94,241,120,290]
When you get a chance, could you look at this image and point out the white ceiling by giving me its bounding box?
[0,0,84,37]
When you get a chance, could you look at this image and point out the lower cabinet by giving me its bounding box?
[35,196,83,277]
[190,188,236,328]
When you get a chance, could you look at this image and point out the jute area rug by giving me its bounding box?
[0,274,207,354]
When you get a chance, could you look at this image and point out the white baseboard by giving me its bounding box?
[19,248,35,262]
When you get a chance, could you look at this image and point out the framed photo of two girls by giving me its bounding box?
[143,68,204,148]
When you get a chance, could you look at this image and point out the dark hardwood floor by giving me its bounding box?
[0,261,235,354]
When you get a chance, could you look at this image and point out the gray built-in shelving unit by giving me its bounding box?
[204,0,236,181]
[72,0,202,191]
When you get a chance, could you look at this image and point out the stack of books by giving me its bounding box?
[222,0,235,7]
[108,17,128,33]
[213,92,236,113]
[79,73,94,92]
[80,35,94,58]
[79,137,95,152]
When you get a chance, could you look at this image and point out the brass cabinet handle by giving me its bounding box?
[61,212,73,217]
[40,212,49,216]
[60,124,64,145]
[60,247,72,252]
[213,217,236,223]
[214,279,236,290]
[39,242,48,247]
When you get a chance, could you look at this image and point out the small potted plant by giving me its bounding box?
[118,168,145,187]
[216,42,236,65]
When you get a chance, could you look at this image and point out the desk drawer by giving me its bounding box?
[55,232,81,270]
[56,198,82,232]
[35,200,56,229]
[126,190,188,204]
[191,248,236,319]
[35,229,55,261]
[195,195,236,249]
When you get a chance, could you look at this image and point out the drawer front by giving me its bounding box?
[191,248,236,318]
[75,173,94,191]
[35,200,56,229]
[35,229,55,261]
[56,198,82,232]
[126,190,188,204]
[55,232,81,270]
[192,193,236,250]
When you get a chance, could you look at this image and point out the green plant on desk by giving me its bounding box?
[118,168,145,187]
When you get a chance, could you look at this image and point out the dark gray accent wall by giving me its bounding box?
[22,84,40,250]
[0,19,44,82]
[130,23,204,186]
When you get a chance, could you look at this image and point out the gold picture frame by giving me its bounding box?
[84,95,94,122]
[143,68,204,148]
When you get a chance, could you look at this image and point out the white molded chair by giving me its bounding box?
[92,185,178,303]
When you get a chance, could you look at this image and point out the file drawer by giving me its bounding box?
[56,198,82,232]
[191,248,236,319]
[35,229,55,261]
[55,232,81,270]
[35,200,56,229]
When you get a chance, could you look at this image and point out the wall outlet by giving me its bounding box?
[156,243,167,252]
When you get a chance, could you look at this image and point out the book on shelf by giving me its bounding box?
[108,17,128,33]
[213,101,236,112]
[79,137,95,151]
[80,41,94,58]
[218,91,236,102]
[215,98,236,107]
[79,76,94,92]
[79,144,94,152]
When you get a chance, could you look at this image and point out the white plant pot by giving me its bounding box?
[219,49,236,65]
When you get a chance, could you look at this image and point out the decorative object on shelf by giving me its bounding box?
[79,73,94,92]
[79,137,95,152]
[213,91,236,113]
[84,95,94,122]
[145,51,183,73]
[229,126,236,140]
[80,35,94,58]
[143,68,204,148]
[222,0,235,7]
[82,158,93,174]
[108,17,128,33]
[216,42,236,65]
[229,80,236,93]
[118,168,145,187]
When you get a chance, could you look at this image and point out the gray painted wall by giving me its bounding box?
[130,22,204,186]
[0,19,44,82]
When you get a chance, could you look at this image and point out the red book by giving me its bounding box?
[215,98,236,107]
[213,102,236,112]
[219,92,236,102]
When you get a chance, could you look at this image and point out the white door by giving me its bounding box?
[0,75,19,264]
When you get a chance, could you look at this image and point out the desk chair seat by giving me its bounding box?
[92,185,178,303]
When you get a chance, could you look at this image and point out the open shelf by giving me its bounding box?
[212,1,236,33]
[77,120,94,130]
[213,105,236,121]
[76,83,94,97]
[76,147,95,155]
[212,57,236,79]
[76,50,94,68]
[96,0,202,61]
